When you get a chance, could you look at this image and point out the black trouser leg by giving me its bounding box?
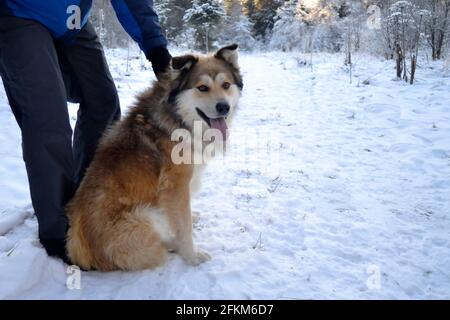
[56,22,121,187]
[0,17,74,251]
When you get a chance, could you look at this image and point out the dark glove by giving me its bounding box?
[146,46,172,77]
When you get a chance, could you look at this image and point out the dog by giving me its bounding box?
[66,44,243,271]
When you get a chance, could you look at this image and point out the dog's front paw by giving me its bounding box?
[195,250,211,264]
[182,249,211,266]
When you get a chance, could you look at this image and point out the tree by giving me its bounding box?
[251,0,283,40]
[155,0,192,44]
[90,0,129,48]
[241,0,283,40]
[423,0,450,60]
[242,0,257,25]
[385,1,424,83]
[154,0,171,36]
[184,0,226,51]
[222,0,256,50]
[270,0,368,53]
[270,0,304,51]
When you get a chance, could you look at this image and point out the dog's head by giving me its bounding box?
[169,44,243,140]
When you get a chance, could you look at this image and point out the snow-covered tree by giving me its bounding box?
[90,0,129,48]
[221,0,256,50]
[155,0,192,45]
[270,0,305,51]
[422,0,450,60]
[240,0,284,40]
[383,1,425,83]
[183,0,226,51]
[154,0,171,35]
[269,0,368,53]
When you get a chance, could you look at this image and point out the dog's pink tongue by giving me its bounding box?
[209,118,228,141]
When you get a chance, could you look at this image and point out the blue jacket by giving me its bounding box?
[0,0,167,54]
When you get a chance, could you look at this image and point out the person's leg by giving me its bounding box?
[0,17,74,259]
[57,22,121,187]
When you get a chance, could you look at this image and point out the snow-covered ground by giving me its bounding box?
[0,49,449,299]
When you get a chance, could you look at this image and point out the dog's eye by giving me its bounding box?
[222,82,231,90]
[197,85,210,92]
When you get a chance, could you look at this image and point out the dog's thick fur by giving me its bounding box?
[66,45,243,271]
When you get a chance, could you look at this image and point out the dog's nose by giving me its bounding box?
[216,102,230,116]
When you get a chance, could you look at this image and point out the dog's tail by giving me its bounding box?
[66,213,95,270]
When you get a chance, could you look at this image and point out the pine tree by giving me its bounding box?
[242,0,257,19]
[270,0,303,51]
[154,0,171,35]
[251,0,283,40]
[222,0,256,49]
[223,0,235,13]
[155,0,192,44]
[183,0,226,51]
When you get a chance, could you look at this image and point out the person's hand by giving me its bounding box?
[147,46,172,78]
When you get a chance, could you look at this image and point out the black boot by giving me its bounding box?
[40,238,72,265]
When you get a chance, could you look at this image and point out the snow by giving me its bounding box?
[1,48,450,299]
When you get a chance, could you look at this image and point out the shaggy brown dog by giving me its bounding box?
[66,45,243,271]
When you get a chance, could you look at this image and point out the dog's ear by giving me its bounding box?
[171,54,198,81]
[215,44,239,69]
[172,54,198,71]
